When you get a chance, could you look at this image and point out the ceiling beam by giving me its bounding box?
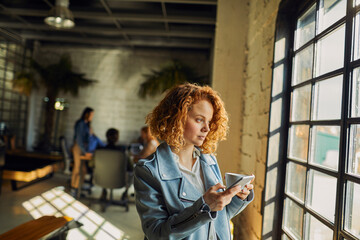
[108,0,217,4]
[21,33,211,49]
[1,8,215,25]
[0,22,213,38]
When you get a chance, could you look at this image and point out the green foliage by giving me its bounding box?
[13,72,37,96]
[12,53,96,151]
[15,54,96,97]
[138,59,208,99]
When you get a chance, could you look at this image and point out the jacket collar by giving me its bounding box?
[156,142,216,181]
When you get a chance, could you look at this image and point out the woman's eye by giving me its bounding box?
[196,118,203,123]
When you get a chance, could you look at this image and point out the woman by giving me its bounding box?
[133,126,160,163]
[134,83,254,240]
[70,107,94,197]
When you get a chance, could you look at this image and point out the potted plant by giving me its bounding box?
[138,59,208,99]
[13,53,96,152]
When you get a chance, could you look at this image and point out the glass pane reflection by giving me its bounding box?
[354,12,360,61]
[283,198,304,240]
[318,0,346,33]
[295,4,316,50]
[288,125,309,162]
[312,75,343,120]
[344,181,360,238]
[290,84,311,121]
[310,125,340,171]
[305,213,333,239]
[307,170,337,222]
[352,67,360,117]
[285,162,306,202]
[292,45,313,86]
[348,125,360,176]
[315,25,345,77]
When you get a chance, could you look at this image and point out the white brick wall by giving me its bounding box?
[27,46,209,150]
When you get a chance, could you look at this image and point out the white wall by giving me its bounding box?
[26,46,210,150]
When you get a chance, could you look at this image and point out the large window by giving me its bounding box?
[263,0,360,239]
[0,35,30,148]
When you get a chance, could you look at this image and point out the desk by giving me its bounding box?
[0,215,71,240]
[3,150,63,190]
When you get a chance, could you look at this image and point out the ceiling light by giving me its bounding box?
[44,0,75,29]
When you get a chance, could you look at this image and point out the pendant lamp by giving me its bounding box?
[44,0,75,29]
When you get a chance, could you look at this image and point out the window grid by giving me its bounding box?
[284,0,360,239]
[0,36,30,148]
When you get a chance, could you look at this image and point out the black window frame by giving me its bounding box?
[262,0,360,239]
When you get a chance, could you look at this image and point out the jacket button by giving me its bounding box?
[162,174,166,177]
[182,192,186,196]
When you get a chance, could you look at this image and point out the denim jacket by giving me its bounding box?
[73,119,90,154]
[134,142,254,240]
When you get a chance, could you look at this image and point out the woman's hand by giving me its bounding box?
[236,177,254,200]
[203,183,244,211]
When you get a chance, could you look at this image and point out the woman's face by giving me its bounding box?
[86,111,94,122]
[183,99,214,147]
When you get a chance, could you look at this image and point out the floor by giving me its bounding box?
[0,172,144,240]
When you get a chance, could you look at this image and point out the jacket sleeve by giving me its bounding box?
[226,189,254,219]
[209,154,254,219]
[134,163,216,240]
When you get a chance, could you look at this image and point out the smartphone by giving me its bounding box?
[225,173,254,190]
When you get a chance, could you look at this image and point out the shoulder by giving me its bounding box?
[134,152,158,177]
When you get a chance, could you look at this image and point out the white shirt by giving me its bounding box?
[172,149,217,240]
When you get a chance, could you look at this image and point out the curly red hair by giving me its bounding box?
[146,83,228,154]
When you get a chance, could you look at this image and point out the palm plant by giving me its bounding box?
[138,59,208,98]
[13,54,96,152]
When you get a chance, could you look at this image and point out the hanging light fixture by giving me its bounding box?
[44,0,75,29]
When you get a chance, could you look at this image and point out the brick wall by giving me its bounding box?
[212,0,281,239]
[26,46,210,150]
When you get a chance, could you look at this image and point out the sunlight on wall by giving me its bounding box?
[22,186,129,240]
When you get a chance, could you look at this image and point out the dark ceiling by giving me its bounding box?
[0,0,217,51]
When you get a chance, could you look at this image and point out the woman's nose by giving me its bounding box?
[202,123,210,132]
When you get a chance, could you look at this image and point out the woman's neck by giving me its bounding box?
[174,145,195,171]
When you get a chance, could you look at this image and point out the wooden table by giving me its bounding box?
[0,216,71,240]
[2,150,63,190]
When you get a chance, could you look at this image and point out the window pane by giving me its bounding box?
[344,181,360,238]
[269,98,282,132]
[307,170,337,222]
[310,126,340,171]
[315,25,345,76]
[272,64,284,97]
[292,45,313,86]
[288,125,309,162]
[282,234,292,240]
[354,12,360,61]
[318,0,346,33]
[285,162,306,202]
[290,84,311,121]
[295,4,316,50]
[283,198,304,240]
[305,213,333,239]
[274,38,286,63]
[268,133,280,167]
[305,213,333,240]
[312,75,343,120]
[352,67,360,117]
[348,124,360,176]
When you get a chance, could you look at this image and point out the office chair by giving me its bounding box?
[93,149,129,212]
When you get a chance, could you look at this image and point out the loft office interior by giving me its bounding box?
[0,0,360,239]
